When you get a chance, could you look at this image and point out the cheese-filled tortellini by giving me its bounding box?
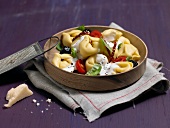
[52,53,73,69]
[62,30,82,47]
[85,54,97,71]
[72,35,100,59]
[114,62,133,73]
[102,29,123,42]
[114,36,140,61]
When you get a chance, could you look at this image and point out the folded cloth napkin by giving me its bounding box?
[24,23,170,122]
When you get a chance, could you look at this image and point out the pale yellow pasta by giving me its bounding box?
[62,33,73,47]
[62,30,82,47]
[85,55,96,71]
[67,30,82,37]
[114,62,133,73]
[114,36,140,61]
[102,29,123,42]
[79,35,99,59]
[117,36,131,44]
[52,53,73,69]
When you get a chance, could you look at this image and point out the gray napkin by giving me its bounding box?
[24,23,170,122]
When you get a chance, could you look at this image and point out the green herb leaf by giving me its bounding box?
[99,38,113,53]
[118,43,122,50]
[71,47,77,58]
[77,25,85,31]
[126,56,132,61]
[86,64,102,76]
[56,41,63,51]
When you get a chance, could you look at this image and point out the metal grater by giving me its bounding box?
[0,36,59,75]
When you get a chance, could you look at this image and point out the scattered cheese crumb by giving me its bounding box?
[32,99,37,103]
[46,98,52,103]
[60,107,62,110]
[36,103,40,106]
[4,83,33,108]
[45,108,49,111]
[41,110,44,113]
[31,111,33,114]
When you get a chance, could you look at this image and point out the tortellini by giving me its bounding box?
[52,53,73,69]
[72,35,100,59]
[85,55,97,71]
[102,29,123,42]
[114,36,140,61]
[62,30,82,47]
[114,62,133,74]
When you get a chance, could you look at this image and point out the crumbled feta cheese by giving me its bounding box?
[36,103,40,106]
[32,99,37,103]
[46,98,52,103]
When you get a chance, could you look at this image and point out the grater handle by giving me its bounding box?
[0,42,43,75]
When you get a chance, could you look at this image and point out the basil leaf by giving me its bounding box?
[118,43,122,50]
[86,64,102,76]
[100,38,113,53]
[56,41,63,51]
[77,25,85,31]
[71,48,77,58]
[126,56,132,61]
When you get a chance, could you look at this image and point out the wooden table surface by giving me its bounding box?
[0,0,170,128]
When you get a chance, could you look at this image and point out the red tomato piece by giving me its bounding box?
[113,56,127,62]
[90,30,102,38]
[76,59,86,74]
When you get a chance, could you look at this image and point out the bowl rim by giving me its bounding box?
[44,25,148,77]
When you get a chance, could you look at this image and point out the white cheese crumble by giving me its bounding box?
[105,40,115,49]
[32,99,37,103]
[95,54,120,75]
[96,54,108,66]
[46,98,52,103]
[71,36,85,59]
[36,103,40,106]
[62,58,77,72]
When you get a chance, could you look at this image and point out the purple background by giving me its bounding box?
[0,0,170,128]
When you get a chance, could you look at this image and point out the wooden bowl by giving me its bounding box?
[44,25,148,91]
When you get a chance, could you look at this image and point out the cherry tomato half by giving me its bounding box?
[90,30,102,38]
[76,59,86,74]
[113,56,127,62]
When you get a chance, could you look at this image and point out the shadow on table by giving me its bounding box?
[0,65,28,86]
[100,89,166,118]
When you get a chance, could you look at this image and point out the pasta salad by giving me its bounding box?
[52,26,141,76]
